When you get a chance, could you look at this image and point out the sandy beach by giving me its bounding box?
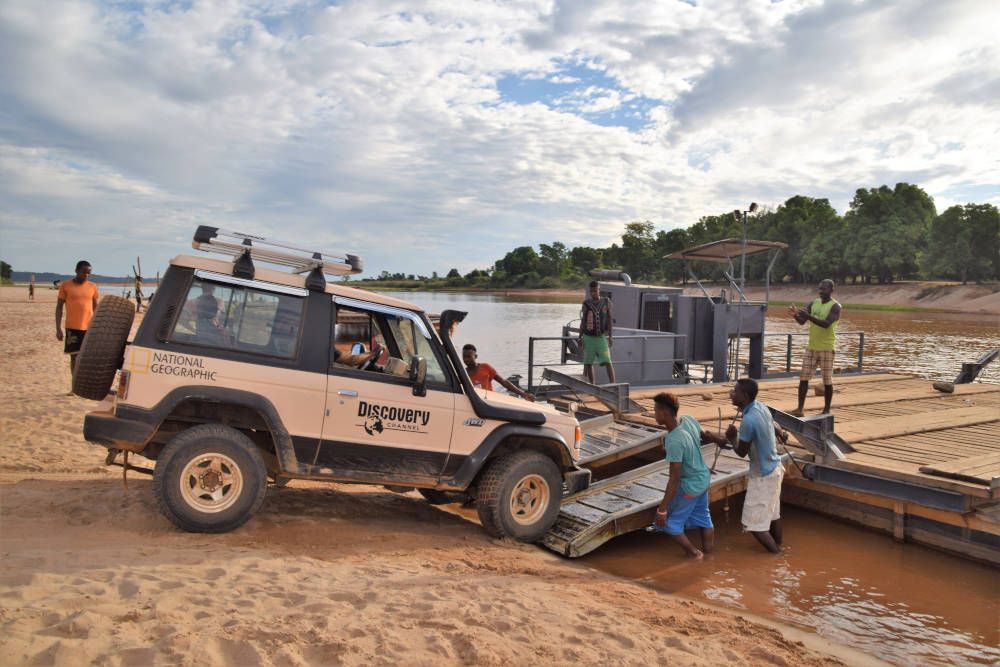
[0,286,853,666]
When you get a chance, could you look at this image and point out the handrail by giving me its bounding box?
[527,333,687,392]
[762,331,865,374]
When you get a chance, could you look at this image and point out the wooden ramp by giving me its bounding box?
[549,373,1000,564]
[544,444,785,558]
[561,374,1000,501]
[577,414,664,468]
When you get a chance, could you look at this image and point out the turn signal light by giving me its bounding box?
[117,370,130,401]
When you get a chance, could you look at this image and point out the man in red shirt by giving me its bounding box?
[462,344,534,401]
[56,260,101,373]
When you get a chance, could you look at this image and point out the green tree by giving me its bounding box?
[489,246,542,286]
[620,221,657,280]
[799,218,850,283]
[446,268,461,279]
[569,246,603,274]
[538,242,571,279]
[494,246,540,278]
[0,261,11,283]
[843,183,935,283]
[654,228,690,284]
[757,196,840,282]
[921,204,999,283]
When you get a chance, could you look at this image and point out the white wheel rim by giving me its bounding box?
[509,474,550,526]
[179,452,244,513]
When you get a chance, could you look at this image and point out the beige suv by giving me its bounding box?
[76,227,587,542]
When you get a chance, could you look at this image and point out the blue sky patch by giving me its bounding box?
[497,61,660,132]
[939,182,1000,204]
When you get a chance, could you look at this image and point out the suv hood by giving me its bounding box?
[477,389,580,456]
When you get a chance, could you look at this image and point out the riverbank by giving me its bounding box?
[358,281,1000,315]
[0,297,849,665]
[11,279,997,314]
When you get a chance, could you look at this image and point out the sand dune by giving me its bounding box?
[0,293,844,666]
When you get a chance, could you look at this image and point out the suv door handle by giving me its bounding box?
[337,389,359,397]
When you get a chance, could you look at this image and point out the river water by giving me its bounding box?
[387,291,1000,666]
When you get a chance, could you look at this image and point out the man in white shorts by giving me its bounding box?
[725,378,785,553]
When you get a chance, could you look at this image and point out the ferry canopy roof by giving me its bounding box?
[665,238,788,264]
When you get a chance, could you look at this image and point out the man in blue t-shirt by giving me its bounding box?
[652,392,713,559]
[723,378,785,553]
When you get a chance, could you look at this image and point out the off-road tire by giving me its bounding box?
[475,450,562,542]
[72,295,136,400]
[153,424,267,533]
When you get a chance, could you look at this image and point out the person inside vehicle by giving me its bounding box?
[333,343,384,369]
[462,344,535,401]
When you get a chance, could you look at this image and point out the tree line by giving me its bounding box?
[367,181,997,289]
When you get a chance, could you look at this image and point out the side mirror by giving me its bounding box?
[409,356,427,397]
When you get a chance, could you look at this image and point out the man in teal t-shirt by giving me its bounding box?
[652,392,713,559]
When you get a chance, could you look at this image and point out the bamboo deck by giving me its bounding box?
[544,373,1000,562]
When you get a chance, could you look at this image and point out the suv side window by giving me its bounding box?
[333,305,449,384]
[387,317,448,384]
[170,277,304,358]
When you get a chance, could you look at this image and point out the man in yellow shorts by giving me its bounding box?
[788,279,841,415]
[580,280,616,384]
[56,260,101,374]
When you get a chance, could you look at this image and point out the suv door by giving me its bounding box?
[318,297,457,485]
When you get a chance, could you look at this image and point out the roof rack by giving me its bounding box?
[192,226,363,291]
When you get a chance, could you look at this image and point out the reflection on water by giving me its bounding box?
[587,505,1000,666]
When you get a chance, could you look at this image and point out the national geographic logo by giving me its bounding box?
[149,352,218,381]
[356,401,430,436]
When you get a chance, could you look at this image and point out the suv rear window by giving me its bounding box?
[170,277,304,358]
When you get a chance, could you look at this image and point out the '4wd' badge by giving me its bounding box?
[356,401,429,435]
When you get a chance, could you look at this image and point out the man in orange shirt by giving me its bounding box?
[462,344,534,401]
[56,260,101,373]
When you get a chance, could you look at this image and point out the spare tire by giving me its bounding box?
[72,295,136,400]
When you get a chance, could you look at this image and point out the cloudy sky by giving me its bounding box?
[1,0,998,278]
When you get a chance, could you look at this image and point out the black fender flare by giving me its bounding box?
[439,423,573,491]
[115,386,297,471]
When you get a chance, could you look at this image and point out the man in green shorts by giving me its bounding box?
[580,280,616,384]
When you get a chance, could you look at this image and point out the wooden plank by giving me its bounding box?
[835,456,990,499]
[576,492,637,514]
[558,501,610,523]
[919,451,1000,486]
[604,483,665,504]
[834,408,999,444]
[920,451,1000,474]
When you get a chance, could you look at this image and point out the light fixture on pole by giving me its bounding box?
[737,202,758,288]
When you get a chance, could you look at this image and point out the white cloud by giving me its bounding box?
[0,0,998,278]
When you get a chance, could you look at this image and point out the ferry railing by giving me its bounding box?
[526,332,687,394]
[761,331,865,375]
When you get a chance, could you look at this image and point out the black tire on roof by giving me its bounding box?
[153,424,268,533]
[72,295,136,400]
